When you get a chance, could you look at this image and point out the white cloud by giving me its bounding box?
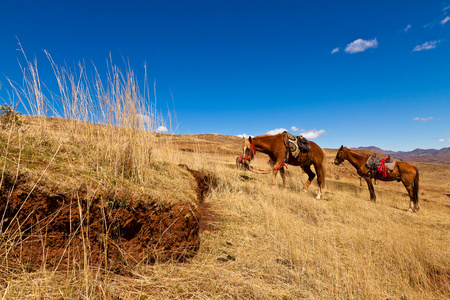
[266,128,287,135]
[413,117,433,122]
[331,47,339,54]
[404,24,412,32]
[423,22,435,29]
[136,114,152,125]
[299,129,326,140]
[413,40,439,51]
[438,138,450,142]
[155,125,168,133]
[265,128,326,139]
[345,38,378,53]
[441,16,450,25]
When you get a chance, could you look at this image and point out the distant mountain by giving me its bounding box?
[356,146,450,165]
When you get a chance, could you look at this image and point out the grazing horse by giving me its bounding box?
[334,146,420,212]
[242,133,326,199]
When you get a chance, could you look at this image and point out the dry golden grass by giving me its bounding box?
[0,50,449,299]
[139,137,449,299]
[1,119,449,299]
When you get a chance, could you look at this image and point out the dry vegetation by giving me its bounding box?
[0,51,449,299]
[147,135,450,299]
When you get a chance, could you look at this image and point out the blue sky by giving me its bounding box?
[1,0,449,151]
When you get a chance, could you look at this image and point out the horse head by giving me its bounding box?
[236,156,250,170]
[242,136,255,161]
[334,145,346,165]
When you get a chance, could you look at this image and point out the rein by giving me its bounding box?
[249,163,288,174]
[238,156,287,174]
[337,161,364,186]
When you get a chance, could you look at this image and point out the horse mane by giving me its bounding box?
[346,147,370,159]
[251,133,283,144]
[254,133,278,139]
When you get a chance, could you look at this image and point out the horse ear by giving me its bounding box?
[248,136,252,143]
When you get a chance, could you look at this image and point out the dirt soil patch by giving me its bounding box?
[179,164,220,233]
[0,167,215,273]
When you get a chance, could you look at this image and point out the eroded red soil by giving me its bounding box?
[180,165,219,233]
[0,167,214,272]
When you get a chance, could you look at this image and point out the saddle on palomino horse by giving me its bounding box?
[282,131,310,159]
[365,153,395,179]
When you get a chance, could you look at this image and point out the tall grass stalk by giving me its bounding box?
[7,48,171,184]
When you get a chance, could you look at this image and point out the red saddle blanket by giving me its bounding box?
[377,157,390,179]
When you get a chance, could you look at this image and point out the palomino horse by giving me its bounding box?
[242,133,326,199]
[334,146,420,212]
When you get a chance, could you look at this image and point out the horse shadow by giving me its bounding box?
[240,174,255,181]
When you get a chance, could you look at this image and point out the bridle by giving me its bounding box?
[241,141,255,162]
[334,147,345,165]
[335,147,365,186]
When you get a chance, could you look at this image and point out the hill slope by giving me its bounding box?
[1,122,449,299]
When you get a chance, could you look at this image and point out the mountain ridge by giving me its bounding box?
[356,146,450,165]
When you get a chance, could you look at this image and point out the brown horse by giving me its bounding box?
[242,133,326,199]
[334,146,420,212]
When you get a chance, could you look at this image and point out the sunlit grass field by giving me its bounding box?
[151,136,450,299]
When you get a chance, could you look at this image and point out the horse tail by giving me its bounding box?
[321,148,326,189]
[310,142,326,190]
[413,166,419,208]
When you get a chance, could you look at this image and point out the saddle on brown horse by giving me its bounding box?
[365,153,396,179]
[282,131,310,159]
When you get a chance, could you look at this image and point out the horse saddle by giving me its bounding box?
[282,131,310,159]
[365,153,395,178]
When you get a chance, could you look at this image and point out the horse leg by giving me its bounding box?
[403,182,417,212]
[272,160,288,188]
[301,165,315,194]
[364,177,376,202]
[313,163,324,200]
[271,169,278,187]
[280,166,288,189]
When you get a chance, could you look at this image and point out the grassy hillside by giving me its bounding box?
[3,117,449,299]
[1,52,448,299]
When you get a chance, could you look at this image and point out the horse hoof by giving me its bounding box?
[303,189,307,193]
[316,195,321,200]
